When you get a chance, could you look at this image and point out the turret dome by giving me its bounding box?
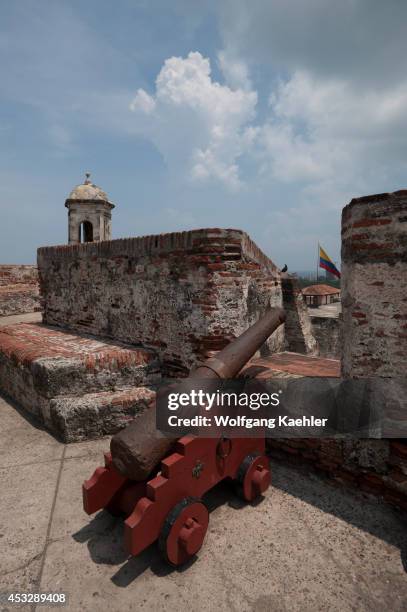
[65,173,113,205]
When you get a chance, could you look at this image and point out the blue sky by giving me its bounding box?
[1,1,406,269]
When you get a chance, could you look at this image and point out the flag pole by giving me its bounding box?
[317,241,319,283]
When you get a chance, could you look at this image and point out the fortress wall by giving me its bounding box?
[38,228,286,375]
[310,316,341,359]
[0,265,40,315]
[341,190,407,378]
[268,191,407,511]
[281,276,318,355]
[0,264,38,286]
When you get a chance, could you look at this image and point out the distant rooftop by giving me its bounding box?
[302,284,340,296]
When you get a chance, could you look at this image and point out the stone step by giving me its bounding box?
[50,387,155,443]
[0,322,161,440]
[0,322,160,399]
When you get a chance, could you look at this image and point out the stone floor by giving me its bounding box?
[0,392,406,612]
[308,302,341,319]
[249,351,340,378]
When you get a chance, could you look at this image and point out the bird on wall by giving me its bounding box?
[281,264,288,273]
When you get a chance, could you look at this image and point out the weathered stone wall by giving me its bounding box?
[38,229,286,375]
[281,276,318,354]
[268,191,407,511]
[341,190,407,378]
[0,265,40,315]
[310,316,341,359]
[339,190,407,508]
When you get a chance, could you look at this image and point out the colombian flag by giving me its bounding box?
[319,245,341,278]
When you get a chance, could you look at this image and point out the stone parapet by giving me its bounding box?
[281,276,318,354]
[38,228,285,375]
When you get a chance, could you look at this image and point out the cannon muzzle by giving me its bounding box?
[195,306,286,379]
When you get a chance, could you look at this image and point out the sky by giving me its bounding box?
[1,0,406,269]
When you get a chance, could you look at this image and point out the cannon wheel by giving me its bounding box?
[235,453,271,502]
[158,497,209,566]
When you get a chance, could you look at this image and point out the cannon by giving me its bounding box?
[82,307,286,566]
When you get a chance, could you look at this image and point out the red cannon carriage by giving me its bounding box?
[82,307,285,566]
[83,435,270,565]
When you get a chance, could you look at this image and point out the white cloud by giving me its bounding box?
[270,71,407,140]
[130,89,156,114]
[249,66,407,263]
[129,48,407,203]
[129,51,257,190]
[210,0,407,221]
[217,50,252,91]
[259,70,407,190]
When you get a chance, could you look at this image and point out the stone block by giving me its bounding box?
[50,387,155,442]
[0,322,159,440]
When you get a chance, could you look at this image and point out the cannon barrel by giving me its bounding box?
[110,306,286,481]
